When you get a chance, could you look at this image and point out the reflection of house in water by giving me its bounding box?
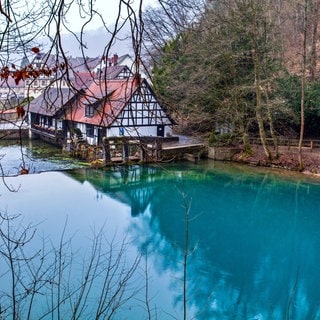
[66,165,169,216]
[63,164,320,319]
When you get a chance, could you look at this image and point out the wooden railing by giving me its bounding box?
[248,137,320,151]
[31,124,64,137]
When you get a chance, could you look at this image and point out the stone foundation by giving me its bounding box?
[208,146,241,161]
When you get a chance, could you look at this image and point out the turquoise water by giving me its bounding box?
[1,159,320,319]
[0,139,86,176]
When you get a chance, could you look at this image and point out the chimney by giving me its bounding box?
[133,73,141,85]
[112,54,118,66]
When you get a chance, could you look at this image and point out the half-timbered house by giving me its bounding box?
[65,76,174,145]
[27,75,174,146]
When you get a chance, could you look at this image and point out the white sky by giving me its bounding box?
[55,0,158,57]
[64,0,158,32]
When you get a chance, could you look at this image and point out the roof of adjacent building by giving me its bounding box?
[68,56,101,72]
[94,65,132,80]
[31,53,99,69]
[71,65,132,89]
[27,87,80,116]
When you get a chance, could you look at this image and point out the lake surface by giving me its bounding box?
[1,143,320,319]
[0,139,86,176]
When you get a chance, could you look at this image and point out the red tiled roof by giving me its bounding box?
[71,71,94,90]
[66,77,139,127]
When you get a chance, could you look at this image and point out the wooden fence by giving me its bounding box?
[249,137,320,151]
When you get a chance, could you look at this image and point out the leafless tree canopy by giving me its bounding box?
[0,0,152,79]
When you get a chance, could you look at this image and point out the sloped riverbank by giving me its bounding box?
[230,145,320,176]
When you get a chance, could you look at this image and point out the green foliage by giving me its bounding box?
[20,96,34,106]
[153,34,190,103]
[275,75,320,137]
[152,0,284,138]
[151,0,320,140]
[276,76,301,112]
[243,144,254,156]
[305,82,320,137]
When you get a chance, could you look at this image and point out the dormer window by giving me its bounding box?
[85,105,94,117]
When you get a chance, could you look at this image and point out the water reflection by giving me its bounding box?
[66,165,169,217]
[1,161,320,319]
[68,162,320,319]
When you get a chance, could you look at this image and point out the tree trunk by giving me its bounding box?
[298,0,308,171]
[252,4,272,160]
[309,0,319,81]
[265,84,279,157]
[252,53,272,158]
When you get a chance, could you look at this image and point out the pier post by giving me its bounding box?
[102,138,111,163]
[155,138,163,161]
[139,142,146,162]
[122,137,129,163]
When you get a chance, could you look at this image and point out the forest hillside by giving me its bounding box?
[143,0,320,169]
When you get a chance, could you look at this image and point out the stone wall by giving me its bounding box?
[208,146,241,161]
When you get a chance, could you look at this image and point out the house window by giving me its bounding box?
[85,105,94,117]
[86,124,94,137]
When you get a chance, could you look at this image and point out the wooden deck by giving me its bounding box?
[162,143,205,151]
[161,143,207,162]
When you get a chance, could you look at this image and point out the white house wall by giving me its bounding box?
[73,122,173,145]
[164,126,172,137]
[107,125,155,137]
[74,122,98,145]
[107,125,172,138]
[57,119,63,130]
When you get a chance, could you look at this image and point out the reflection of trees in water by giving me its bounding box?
[0,212,142,320]
[130,168,320,319]
[68,164,320,319]
[68,165,186,216]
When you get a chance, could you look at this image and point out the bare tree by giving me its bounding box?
[0,211,143,319]
[298,0,308,171]
[0,0,153,178]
